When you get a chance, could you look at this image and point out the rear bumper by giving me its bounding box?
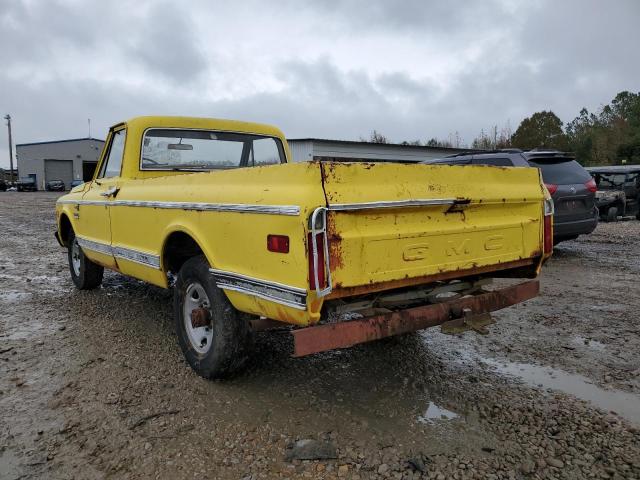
[291,279,539,357]
[553,209,598,239]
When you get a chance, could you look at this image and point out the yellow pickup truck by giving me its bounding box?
[55,116,553,378]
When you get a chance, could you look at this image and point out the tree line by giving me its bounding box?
[365,90,640,166]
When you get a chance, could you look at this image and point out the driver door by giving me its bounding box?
[75,127,126,269]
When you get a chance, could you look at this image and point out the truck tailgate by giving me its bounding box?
[320,162,545,296]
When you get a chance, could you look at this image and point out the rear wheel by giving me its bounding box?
[174,255,252,379]
[68,230,104,290]
[606,206,618,222]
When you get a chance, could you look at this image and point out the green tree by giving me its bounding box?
[566,91,640,165]
[566,108,599,164]
[511,111,567,150]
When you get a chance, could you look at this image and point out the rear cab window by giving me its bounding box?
[527,158,591,185]
[140,129,285,171]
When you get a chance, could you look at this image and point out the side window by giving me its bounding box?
[250,138,282,166]
[473,157,513,167]
[99,129,126,178]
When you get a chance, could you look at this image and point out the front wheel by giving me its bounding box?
[174,255,252,379]
[606,206,618,222]
[68,230,104,290]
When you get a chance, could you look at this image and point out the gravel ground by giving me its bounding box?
[1,192,639,480]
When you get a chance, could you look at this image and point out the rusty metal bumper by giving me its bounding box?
[291,279,539,357]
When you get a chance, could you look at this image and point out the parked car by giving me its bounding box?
[70,180,84,189]
[586,166,640,221]
[424,150,598,244]
[46,179,66,191]
[55,116,552,379]
[16,177,37,192]
[0,179,6,191]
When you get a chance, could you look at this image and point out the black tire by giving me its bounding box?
[174,255,252,379]
[606,206,618,222]
[68,230,104,290]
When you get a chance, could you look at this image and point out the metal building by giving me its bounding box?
[287,138,470,163]
[16,137,105,190]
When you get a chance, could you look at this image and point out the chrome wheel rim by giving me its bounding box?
[183,282,213,354]
[71,238,81,276]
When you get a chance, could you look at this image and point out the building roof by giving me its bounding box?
[287,137,472,152]
[16,137,105,147]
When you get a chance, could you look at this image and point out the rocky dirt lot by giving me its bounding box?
[1,192,639,480]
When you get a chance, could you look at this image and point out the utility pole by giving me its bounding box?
[4,114,14,184]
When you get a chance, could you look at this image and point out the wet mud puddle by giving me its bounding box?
[417,402,460,425]
[484,358,640,425]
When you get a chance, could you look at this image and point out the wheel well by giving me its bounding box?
[163,231,204,274]
[59,214,72,245]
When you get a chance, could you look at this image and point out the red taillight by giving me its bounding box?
[545,183,558,195]
[584,178,597,193]
[267,234,289,253]
[308,232,326,290]
[543,214,553,254]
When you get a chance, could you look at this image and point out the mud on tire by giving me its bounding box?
[68,230,104,290]
[174,255,252,379]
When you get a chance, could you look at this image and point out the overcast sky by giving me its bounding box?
[1,0,638,168]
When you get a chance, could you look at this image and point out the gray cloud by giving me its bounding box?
[1,0,639,167]
[127,2,207,83]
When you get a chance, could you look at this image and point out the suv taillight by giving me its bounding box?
[545,183,558,195]
[584,178,597,193]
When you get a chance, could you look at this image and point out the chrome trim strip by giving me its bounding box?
[328,198,457,211]
[56,199,299,216]
[210,268,307,310]
[113,245,161,269]
[76,236,161,269]
[57,200,108,207]
[113,200,300,215]
[77,237,112,256]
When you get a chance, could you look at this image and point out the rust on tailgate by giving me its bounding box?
[291,279,539,357]
[326,215,345,271]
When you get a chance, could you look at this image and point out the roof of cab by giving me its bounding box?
[117,116,286,139]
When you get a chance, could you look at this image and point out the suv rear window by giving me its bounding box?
[527,158,591,184]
